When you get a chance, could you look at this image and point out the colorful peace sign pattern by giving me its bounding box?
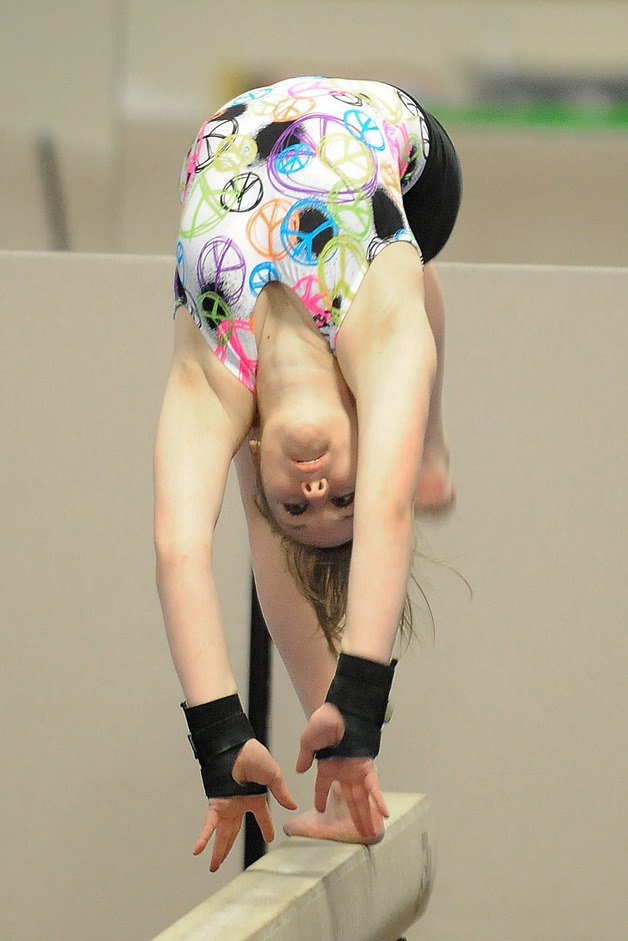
[174,77,428,391]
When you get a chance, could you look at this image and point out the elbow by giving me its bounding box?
[416,323,438,398]
[153,511,176,565]
[386,499,416,533]
[154,537,180,591]
[154,543,213,605]
[357,501,415,572]
[371,498,415,543]
[153,520,212,579]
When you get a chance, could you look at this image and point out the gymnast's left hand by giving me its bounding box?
[295,703,390,841]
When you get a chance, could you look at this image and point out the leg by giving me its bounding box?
[415,262,454,512]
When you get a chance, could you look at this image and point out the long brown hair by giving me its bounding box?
[254,476,415,656]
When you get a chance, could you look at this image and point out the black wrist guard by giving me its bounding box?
[181,694,267,799]
[315,653,397,761]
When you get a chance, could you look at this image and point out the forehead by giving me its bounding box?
[277,516,354,548]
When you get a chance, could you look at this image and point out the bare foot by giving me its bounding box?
[415,444,454,513]
[283,782,385,844]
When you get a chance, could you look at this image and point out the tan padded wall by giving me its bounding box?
[1,253,627,940]
[0,252,250,940]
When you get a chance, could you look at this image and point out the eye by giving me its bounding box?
[284,502,307,516]
[331,492,355,509]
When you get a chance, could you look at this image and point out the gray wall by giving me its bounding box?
[1,252,626,940]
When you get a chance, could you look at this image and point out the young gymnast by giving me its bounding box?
[154,75,462,871]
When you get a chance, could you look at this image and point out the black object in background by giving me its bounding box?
[244,576,272,868]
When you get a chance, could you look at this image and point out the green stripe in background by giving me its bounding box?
[431,103,628,131]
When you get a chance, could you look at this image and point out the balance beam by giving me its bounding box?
[152,793,434,941]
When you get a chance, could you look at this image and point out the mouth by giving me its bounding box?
[291,455,326,472]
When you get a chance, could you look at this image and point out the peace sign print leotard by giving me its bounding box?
[173,76,458,392]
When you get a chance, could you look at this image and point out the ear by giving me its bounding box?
[248,437,261,465]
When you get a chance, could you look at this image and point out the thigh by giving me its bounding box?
[402,110,463,262]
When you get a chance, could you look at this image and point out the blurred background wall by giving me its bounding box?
[1,0,626,264]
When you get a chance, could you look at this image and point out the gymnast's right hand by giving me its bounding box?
[192,738,297,872]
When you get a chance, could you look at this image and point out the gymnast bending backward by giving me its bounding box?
[154,74,462,871]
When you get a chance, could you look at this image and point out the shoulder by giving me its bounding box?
[172,306,256,445]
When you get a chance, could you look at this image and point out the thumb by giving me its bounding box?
[268,772,298,811]
[297,705,345,768]
[301,703,345,756]
[295,741,315,775]
[234,742,298,810]
[263,765,297,810]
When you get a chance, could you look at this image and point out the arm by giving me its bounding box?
[298,244,435,836]
[153,339,244,705]
[234,442,338,718]
[154,312,295,869]
[269,244,435,840]
[335,242,437,664]
[235,443,388,842]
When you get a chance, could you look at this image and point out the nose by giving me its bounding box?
[302,478,328,500]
